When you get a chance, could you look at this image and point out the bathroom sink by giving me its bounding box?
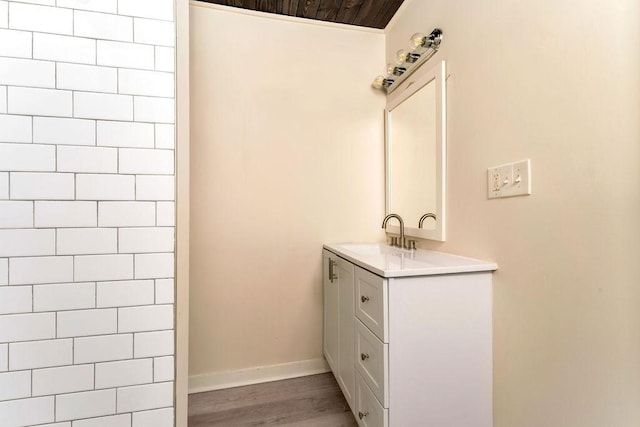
[324,242,497,278]
[333,243,409,256]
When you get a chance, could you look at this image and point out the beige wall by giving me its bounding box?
[388,0,640,425]
[189,4,385,377]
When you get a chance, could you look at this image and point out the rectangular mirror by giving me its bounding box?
[385,60,446,241]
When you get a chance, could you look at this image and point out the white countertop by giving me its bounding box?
[324,242,497,278]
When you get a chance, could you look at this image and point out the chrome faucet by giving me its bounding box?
[418,212,437,228]
[382,214,407,249]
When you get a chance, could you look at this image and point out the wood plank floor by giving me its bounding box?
[188,373,358,426]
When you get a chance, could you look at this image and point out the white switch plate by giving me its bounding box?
[487,159,531,199]
[509,159,532,196]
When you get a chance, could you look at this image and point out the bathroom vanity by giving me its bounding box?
[323,243,497,427]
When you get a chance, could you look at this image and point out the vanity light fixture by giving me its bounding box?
[372,28,443,93]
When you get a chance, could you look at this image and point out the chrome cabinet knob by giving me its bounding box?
[360,295,370,303]
[361,353,370,361]
[358,411,369,419]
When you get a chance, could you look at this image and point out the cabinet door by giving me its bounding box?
[323,250,339,373]
[336,256,355,409]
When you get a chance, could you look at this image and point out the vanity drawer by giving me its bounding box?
[356,373,388,427]
[356,319,388,407]
[355,266,388,342]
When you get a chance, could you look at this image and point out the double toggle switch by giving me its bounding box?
[487,159,532,199]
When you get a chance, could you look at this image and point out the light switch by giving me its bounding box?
[508,159,531,196]
[487,159,531,199]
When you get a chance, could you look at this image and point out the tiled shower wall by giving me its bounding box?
[0,1,176,426]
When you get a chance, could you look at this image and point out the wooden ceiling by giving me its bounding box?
[198,0,405,29]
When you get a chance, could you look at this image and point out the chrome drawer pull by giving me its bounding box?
[360,353,370,361]
[358,411,369,419]
[360,295,370,303]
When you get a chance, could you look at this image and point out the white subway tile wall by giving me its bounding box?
[0,344,7,371]
[0,286,32,314]
[0,229,56,257]
[32,364,95,396]
[155,124,176,149]
[153,356,175,382]
[11,172,76,200]
[0,57,55,88]
[132,407,174,427]
[98,201,156,227]
[55,388,117,421]
[9,339,73,371]
[0,114,32,142]
[0,201,33,228]
[0,258,8,285]
[133,96,175,124]
[133,18,175,47]
[94,359,152,389]
[155,279,175,304]
[56,63,118,93]
[9,3,73,35]
[33,117,96,146]
[136,176,175,201]
[9,255,74,285]
[97,121,155,148]
[33,33,97,65]
[97,40,155,70]
[76,174,136,201]
[0,396,55,427]
[116,381,173,413]
[96,280,155,308]
[0,1,176,425]
[74,414,131,427]
[0,86,6,114]
[56,145,118,173]
[57,0,117,14]
[156,202,176,227]
[0,370,31,400]
[73,11,133,42]
[0,173,8,199]
[0,28,32,58]
[0,143,56,171]
[0,2,7,29]
[155,47,176,73]
[73,92,134,121]
[33,282,96,312]
[133,330,173,358]
[119,148,174,175]
[74,334,133,364]
[8,87,73,117]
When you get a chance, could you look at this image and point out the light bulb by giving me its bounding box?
[396,49,408,64]
[372,75,385,89]
[387,64,406,77]
[410,32,426,49]
[386,63,396,76]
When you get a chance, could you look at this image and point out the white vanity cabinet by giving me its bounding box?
[323,244,497,427]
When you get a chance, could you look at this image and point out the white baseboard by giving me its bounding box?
[188,358,331,394]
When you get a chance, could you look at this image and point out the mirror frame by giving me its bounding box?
[385,60,446,241]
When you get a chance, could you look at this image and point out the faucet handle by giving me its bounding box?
[390,236,399,247]
[407,239,416,250]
